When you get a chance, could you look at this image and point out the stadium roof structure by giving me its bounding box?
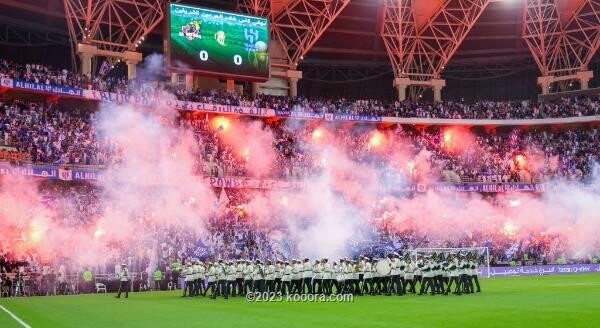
[0,0,598,99]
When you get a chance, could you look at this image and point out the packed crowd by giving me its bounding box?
[1,59,598,296]
[2,180,594,275]
[156,190,280,266]
[0,100,119,165]
[169,88,600,119]
[2,168,599,298]
[0,59,130,94]
[1,99,597,182]
[2,58,600,119]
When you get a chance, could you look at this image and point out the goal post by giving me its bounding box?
[409,247,491,278]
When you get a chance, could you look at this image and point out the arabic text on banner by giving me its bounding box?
[12,79,84,97]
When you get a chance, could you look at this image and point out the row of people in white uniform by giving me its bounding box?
[178,253,481,298]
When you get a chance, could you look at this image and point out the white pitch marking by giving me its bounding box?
[550,282,600,287]
[0,304,32,328]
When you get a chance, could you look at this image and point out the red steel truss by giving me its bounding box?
[381,0,490,81]
[523,0,568,76]
[524,0,600,77]
[237,0,272,18]
[557,0,600,74]
[272,0,350,68]
[63,0,164,54]
[380,0,417,79]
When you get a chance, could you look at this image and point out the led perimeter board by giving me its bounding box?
[167,3,270,81]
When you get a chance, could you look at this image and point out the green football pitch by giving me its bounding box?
[1,274,599,328]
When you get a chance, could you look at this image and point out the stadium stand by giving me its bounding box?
[0,0,598,307]
[1,98,597,182]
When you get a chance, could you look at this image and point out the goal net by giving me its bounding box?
[409,247,490,278]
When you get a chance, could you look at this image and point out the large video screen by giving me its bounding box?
[167,3,270,81]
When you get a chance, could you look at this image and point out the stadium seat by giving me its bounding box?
[95,283,107,293]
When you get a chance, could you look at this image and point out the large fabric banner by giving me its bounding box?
[274,110,383,122]
[428,183,543,193]
[3,77,597,125]
[12,79,84,97]
[204,176,305,190]
[0,163,103,181]
[83,90,274,117]
[479,264,600,278]
[1,162,598,192]
[0,164,58,179]
[2,78,385,122]
[326,113,383,122]
[424,183,598,193]
[191,240,211,259]
[275,110,324,120]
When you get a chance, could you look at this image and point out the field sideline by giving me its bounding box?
[1,274,599,328]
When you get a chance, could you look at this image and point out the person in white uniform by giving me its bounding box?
[274,260,284,293]
[115,263,130,299]
[302,258,313,294]
[312,259,322,294]
[205,262,217,297]
[403,258,415,294]
[282,261,292,294]
[362,257,373,295]
[265,260,275,293]
[321,258,333,295]
[226,261,237,296]
[243,260,254,295]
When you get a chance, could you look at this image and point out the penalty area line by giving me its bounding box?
[0,304,32,328]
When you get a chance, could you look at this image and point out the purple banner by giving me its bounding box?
[12,79,84,97]
[274,110,383,122]
[479,264,600,278]
[204,176,304,190]
[1,163,598,193]
[328,113,383,122]
[421,183,598,193]
[275,110,325,120]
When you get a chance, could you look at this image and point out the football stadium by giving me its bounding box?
[0,0,599,327]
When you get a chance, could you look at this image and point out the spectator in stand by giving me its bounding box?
[0,101,119,165]
[2,58,599,119]
[1,99,597,182]
[1,180,595,284]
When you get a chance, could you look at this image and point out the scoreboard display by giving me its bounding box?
[167,3,270,81]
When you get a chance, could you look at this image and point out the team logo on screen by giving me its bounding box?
[214,31,226,46]
[244,28,268,73]
[180,21,202,41]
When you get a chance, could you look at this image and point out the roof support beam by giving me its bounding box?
[523,0,600,76]
[381,0,417,79]
[237,0,272,18]
[272,0,351,69]
[555,0,600,74]
[381,0,491,101]
[63,0,164,55]
[523,0,567,76]
[523,0,600,94]
[406,0,491,80]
